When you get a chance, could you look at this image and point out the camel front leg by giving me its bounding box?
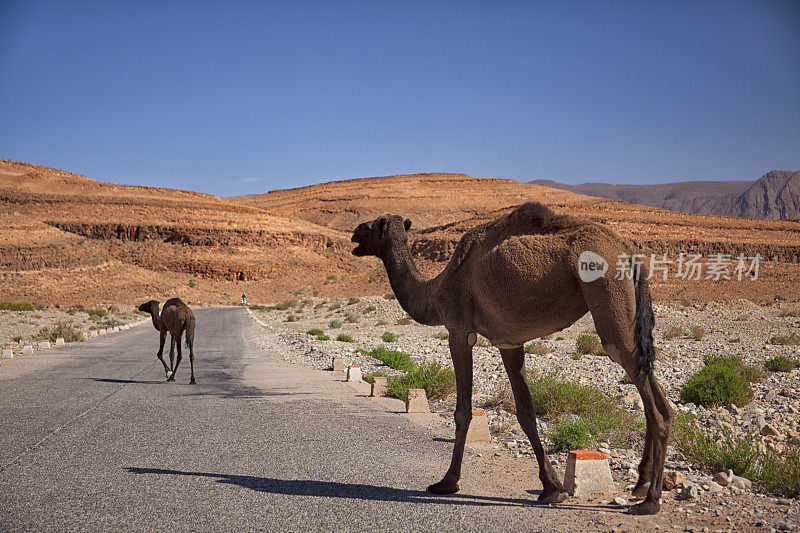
[428,333,473,495]
[167,335,177,381]
[156,331,170,377]
[500,347,568,504]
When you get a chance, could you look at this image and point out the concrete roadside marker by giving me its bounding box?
[346,365,362,382]
[38,340,51,350]
[465,409,491,443]
[89,330,98,338]
[1,346,12,358]
[370,376,388,397]
[98,329,107,335]
[55,337,65,346]
[564,450,614,496]
[111,327,119,333]
[21,343,34,354]
[406,388,430,413]
[332,356,344,372]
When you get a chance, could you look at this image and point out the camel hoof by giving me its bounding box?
[537,486,569,505]
[632,481,651,498]
[167,376,175,382]
[427,479,459,494]
[628,501,661,515]
[166,371,173,379]
[189,380,196,385]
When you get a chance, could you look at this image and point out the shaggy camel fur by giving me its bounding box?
[138,298,197,384]
[351,202,672,515]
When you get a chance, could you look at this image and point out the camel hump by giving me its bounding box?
[163,297,188,309]
[507,202,583,234]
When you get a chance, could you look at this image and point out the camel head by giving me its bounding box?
[137,300,160,315]
[351,215,411,258]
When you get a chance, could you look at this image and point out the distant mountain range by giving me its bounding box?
[530,170,800,219]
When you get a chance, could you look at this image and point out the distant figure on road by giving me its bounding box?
[241,293,247,306]
[138,298,197,384]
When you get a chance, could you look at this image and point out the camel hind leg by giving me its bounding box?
[500,346,568,504]
[171,328,184,381]
[580,276,671,515]
[187,326,196,385]
[167,334,177,381]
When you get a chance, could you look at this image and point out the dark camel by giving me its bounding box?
[351,202,672,515]
[138,298,197,384]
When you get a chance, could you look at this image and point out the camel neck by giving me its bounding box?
[149,311,163,331]
[382,240,442,326]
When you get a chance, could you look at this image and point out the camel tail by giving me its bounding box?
[186,315,195,348]
[633,262,656,375]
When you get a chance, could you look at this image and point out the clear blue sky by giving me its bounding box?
[1,0,798,196]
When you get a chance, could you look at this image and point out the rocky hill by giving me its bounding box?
[530,170,800,220]
[2,159,800,306]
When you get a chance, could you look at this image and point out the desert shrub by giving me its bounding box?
[336,334,354,342]
[770,333,800,346]
[704,354,763,383]
[328,302,341,311]
[764,355,800,372]
[12,335,22,343]
[483,385,516,413]
[306,329,324,336]
[524,341,549,355]
[361,346,414,372]
[87,308,107,318]
[548,419,596,450]
[329,320,343,329]
[576,334,602,355]
[285,315,297,322]
[621,372,633,384]
[35,321,83,343]
[314,302,325,309]
[381,332,397,343]
[680,364,753,407]
[387,362,456,401]
[434,332,449,340]
[0,301,35,311]
[690,326,707,341]
[375,319,388,326]
[363,305,376,313]
[555,336,564,341]
[671,412,759,476]
[758,448,800,498]
[250,304,268,311]
[384,293,396,300]
[316,334,330,341]
[187,279,196,288]
[347,297,360,305]
[272,300,296,311]
[362,371,388,384]
[344,312,359,323]
[396,317,413,325]
[727,337,740,343]
[529,373,643,449]
[570,351,582,360]
[663,326,684,340]
[776,306,800,317]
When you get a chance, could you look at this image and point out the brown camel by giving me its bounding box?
[351,202,672,515]
[138,298,197,384]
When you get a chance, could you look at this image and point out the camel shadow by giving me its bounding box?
[92,378,163,385]
[124,467,534,508]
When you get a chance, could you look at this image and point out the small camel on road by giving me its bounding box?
[350,202,672,515]
[138,298,197,384]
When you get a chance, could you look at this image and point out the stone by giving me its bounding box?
[705,481,723,493]
[676,484,699,500]
[729,475,752,490]
[564,450,614,496]
[370,376,388,397]
[21,344,34,354]
[788,435,800,446]
[54,337,65,346]
[331,356,344,372]
[346,365,362,382]
[38,340,51,350]
[1,346,13,358]
[406,388,430,413]
[713,471,730,486]
[761,423,780,436]
[664,471,684,490]
[612,496,627,506]
[466,410,491,443]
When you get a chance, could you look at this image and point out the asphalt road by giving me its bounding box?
[0,307,608,532]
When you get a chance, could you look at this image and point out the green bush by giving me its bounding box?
[329,320,343,329]
[771,333,800,346]
[344,313,359,323]
[528,373,643,450]
[0,301,35,311]
[381,332,397,342]
[306,328,324,336]
[387,362,455,401]
[87,308,107,318]
[621,372,633,384]
[548,418,596,450]
[704,354,763,383]
[555,336,564,341]
[680,364,753,407]
[316,334,330,341]
[285,315,297,322]
[434,332,449,340]
[363,371,388,384]
[336,334,354,342]
[35,321,83,343]
[764,355,800,372]
[576,334,602,355]
[347,297,360,305]
[524,341,549,355]
[361,346,414,372]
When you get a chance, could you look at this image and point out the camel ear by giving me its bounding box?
[378,217,388,235]
[404,219,411,231]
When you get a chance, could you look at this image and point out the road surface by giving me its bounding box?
[1,307,636,531]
